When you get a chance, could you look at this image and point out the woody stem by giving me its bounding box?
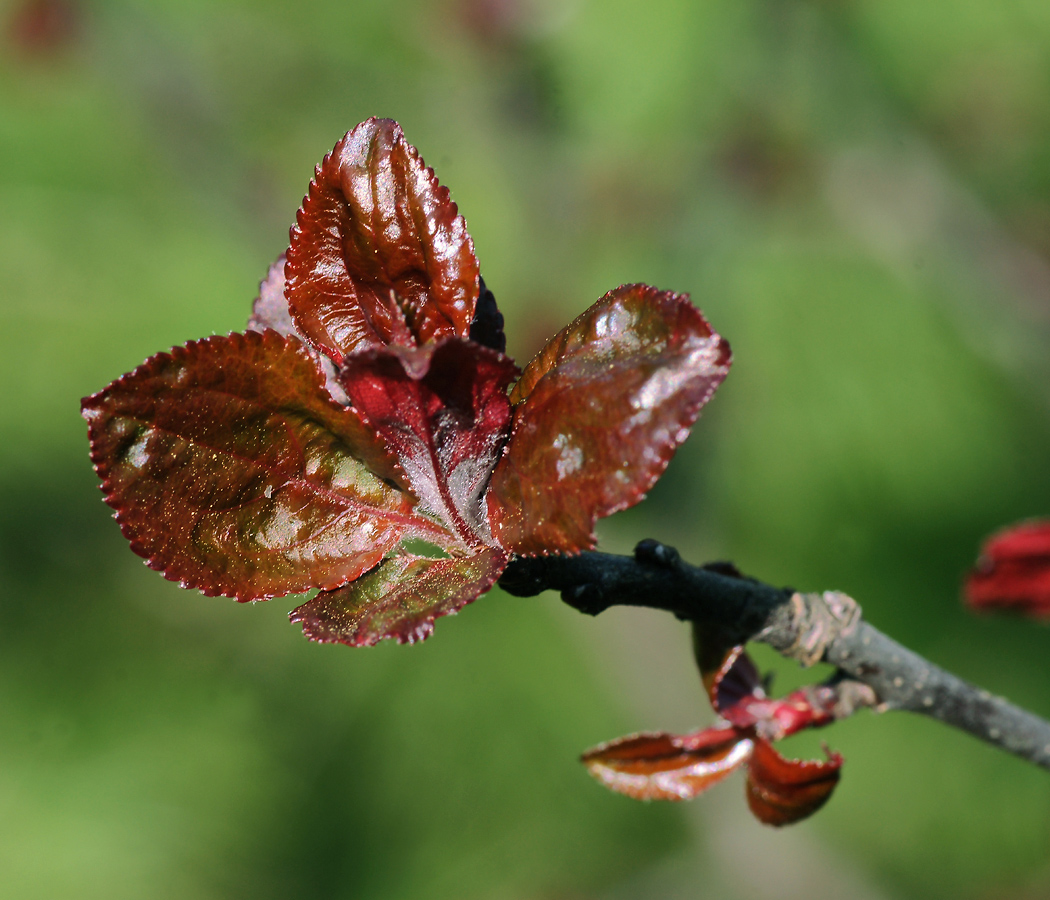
[498,540,1050,771]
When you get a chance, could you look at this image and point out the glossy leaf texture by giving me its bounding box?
[81,331,441,601]
[340,338,518,547]
[586,629,843,822]
[581,729,751,801]
[289,547,507,646]
[966,519,1050,618]
[286,117,480,364]
[246,253,349,405]
[745,739,843,827]
[583,728,840,825]
[487,284,732,554]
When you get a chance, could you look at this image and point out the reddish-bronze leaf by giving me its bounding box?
[340,338,518,547]
[82,331,448,601]
[745,739,842,826]
[289,547,507,646]
[487,284,732,554]
[286,118,480,363]
[581,729,752,801]
[966,519,1050,618]
[696,639,838,739]
[246,254,350,405]
[696,641,763,715]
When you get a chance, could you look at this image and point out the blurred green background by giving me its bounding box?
[3,0,1050,897]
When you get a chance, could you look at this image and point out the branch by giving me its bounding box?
[498,539,1050,771]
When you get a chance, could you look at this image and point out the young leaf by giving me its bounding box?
[696,641,763,715]
[289,547,507,646]
[286,117,480,364]
[487,284,732,554]
[82,331,445,601]
[966,520,1050,618]
[744,739,842,826]
[246,253,349,405]
[581,729,751,801]
[340,338,518,547]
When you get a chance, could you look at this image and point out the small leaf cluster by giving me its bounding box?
[584,637,843,826]
[83,118,731,648]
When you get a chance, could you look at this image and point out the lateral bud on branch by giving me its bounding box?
[763,589,862,668]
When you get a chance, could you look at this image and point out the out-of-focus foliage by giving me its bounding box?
[967,520,1050,617]
[3,0,1050,898]
[583,643,843,824]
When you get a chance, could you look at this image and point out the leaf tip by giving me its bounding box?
[745,739,843,827]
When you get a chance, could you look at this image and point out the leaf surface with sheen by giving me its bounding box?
[82,331,442,601]
[286,117,480,363]
[488,284,731,554]
[246,254,349,404]
[745,739,842,826]
[581,729,751,801]
[340,338,518,547]
[289,547,507,646]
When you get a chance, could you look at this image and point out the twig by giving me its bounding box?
[498,540,1050,770]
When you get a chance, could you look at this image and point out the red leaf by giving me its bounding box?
[487,284,731,554]
[745,739,842,826]
[966,520,1050,618]
[246,254,349,405]
[82,331,448,601]
[340,338,518,548]
[696,639,836,739]
[289,547,507,646]
[582,729,751,801]
[286,118,480,363]
[697,642,763,716]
